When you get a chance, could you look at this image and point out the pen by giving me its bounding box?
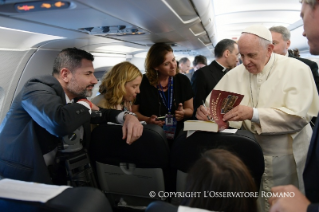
[202,100,212,121]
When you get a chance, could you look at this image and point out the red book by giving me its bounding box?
[209,90,244,131]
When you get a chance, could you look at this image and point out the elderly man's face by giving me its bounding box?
[271,31,290,55]
[238,33,273,74]
[301,1,319,55]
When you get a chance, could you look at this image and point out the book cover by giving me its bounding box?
[209,90,244,130]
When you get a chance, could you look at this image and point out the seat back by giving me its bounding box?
[90,124,170,202]
[171,130,264,192]
[0,179,112,212]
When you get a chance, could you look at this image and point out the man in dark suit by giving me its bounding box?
[186,55,207,81]
[269,25,319,93]
[269,1,319,211]
[0,48,142,184]
[191,39,239,117]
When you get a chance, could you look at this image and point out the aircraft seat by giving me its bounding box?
[89,123,170,207]
[0,179,112,212]
[171,130,264,194]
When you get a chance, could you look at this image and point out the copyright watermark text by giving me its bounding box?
[148,191,295,198]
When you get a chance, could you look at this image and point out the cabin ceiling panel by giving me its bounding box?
[6,2,132,30]
[75,0,176,33]
[0,0,215,57]
[212,0,302,43]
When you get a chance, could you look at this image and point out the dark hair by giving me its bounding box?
[145,43,179,86]
[193,55,207,66]
[214,39,237,59]
[288,49,294,56]
[52,47,94,76]
[179,57,190,64]
[182,149,257,212]
[293,48,300,57]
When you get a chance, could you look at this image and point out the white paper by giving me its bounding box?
[220,129,238,133]
[0,179,70,203]
[186,130,196,137]
[186,128,237,137]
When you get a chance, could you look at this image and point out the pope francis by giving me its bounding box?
[196,25,319,212]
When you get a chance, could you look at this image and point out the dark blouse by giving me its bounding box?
[135,73,194,134]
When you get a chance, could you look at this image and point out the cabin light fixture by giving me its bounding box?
[78,25,147,36]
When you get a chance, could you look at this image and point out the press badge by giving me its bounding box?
[165,114,174,126]
[163,114,177,139]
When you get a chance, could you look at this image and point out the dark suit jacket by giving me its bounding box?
[185,72,193,81]
[288,52,319,93]
[0,75,120,184]
[304,112,319,212]
[191,60,226,117]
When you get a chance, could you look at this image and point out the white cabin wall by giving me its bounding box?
[0,49,36,122]
[14,49,60,99]
[129,57,146,74]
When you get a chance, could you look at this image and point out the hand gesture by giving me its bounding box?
[122,115,143,145]
[175,103,184,121]
[147,115,165,127]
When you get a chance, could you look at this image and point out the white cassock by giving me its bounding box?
[205,53,319,212]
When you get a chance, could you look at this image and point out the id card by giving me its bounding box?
[163,114,177,139]
[165,114,174,126]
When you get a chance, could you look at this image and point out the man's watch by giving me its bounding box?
[123,111,137,121]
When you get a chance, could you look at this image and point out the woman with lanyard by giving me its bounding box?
[132,43,194,145]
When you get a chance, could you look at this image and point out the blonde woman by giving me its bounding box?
[92,61,142,112]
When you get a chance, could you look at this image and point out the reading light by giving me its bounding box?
[102,26,110,33]
[15,1,70,13]
[118,25,126,30]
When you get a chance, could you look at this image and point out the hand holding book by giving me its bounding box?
[209,90,244,130]
[190,90,244,132]
[222,105,253,122]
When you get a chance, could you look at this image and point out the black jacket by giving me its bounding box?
[191,60,226,117]
[0,75,120,184]
[304,113,319,212]
[288,52,319,93]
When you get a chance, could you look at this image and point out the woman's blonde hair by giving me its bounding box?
[145,43,179,86]
[98,61,142,109]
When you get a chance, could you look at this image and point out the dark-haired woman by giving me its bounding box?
[132,43,193,143]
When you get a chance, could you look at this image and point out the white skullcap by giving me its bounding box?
[241,25,272,43]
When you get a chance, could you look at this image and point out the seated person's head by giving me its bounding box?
[182,149,257,212]
[98,61,142,109]
[145,43,179,86]
[193,55,207,71]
